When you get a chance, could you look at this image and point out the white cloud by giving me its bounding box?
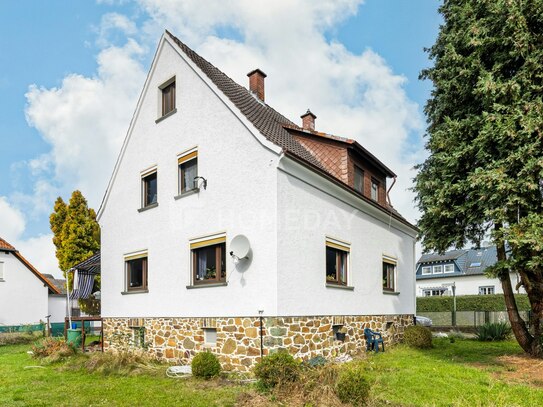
[136,0,424,222]
[95,12,138,47]
[24,39,147,209]
[0,196,60,277]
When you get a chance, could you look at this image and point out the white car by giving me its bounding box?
[415,316,432,327]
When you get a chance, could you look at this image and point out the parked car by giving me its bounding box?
[415,316,432,327]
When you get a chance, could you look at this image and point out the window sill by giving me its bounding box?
[138,202,158,212]
[121,289,149,295]
[382,290,400,295]
[174,188,199,200]
[186,282,228,289]
[326,283,354,291]
[155,108,177,124]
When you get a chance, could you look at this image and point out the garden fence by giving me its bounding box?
[417,311,531,328]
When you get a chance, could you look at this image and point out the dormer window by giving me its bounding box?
[371,179,379,201]
[354,166,364,194]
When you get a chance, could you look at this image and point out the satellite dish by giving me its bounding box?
[230,235,250,260]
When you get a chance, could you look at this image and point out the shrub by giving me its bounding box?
[416,294,530,312]
[335,362,370,406]
[403,325,433,349]
[0,331,42,346]
[31,337,76,362]
[476,322,511,341]
[253,350,300,389]
[81,351,159,376]
[191,351,221,379]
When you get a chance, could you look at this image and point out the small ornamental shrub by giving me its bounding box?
[335,363,370,406]
[191,351,221,379]
[31,337,76,362]
[0,331,42,346]
[476,322,511,341]
[403,325,433,349]
[253,350,300,389]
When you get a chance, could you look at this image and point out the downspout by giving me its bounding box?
[258,310,264,360]
[386,176,397,206]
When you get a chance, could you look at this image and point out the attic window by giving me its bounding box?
[444,264,454,273]
[159,77,176,118]
[469,262,482,268]
[421,266,431,275]
[141,170,158,208]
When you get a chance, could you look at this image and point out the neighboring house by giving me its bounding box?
[42,274,68,323]
[0,237,66,327]
[416,245,525,297]
[97,30,418,371]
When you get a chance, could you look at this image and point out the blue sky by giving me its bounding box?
[0,0,441,274]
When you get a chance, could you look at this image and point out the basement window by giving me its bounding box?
[204,328,217,346]
[132,327,146,348]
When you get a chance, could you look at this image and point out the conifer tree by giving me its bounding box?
[415,0,543,356]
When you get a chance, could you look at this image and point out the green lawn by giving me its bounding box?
[0,338,542,406]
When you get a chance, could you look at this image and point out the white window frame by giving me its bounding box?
[204,328,217,346]
[433,265,443,274]
[479,286,495,295]
[421,266,431,275]
[444,264,454,273]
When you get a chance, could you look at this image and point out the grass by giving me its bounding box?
[367,338,543,406]
[1,338,542,406]
[0,345,243,406]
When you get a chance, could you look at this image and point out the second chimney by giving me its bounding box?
[247,69,267,102]
[301,109,317,131]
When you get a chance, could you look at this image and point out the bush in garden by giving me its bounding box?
[403,325,433,349]
[191,351,221,379]
[253,350,300,389]
[31,337,76,362]
[476,322,511,341]
[335,362,371,406]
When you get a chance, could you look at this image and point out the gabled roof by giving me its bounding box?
[166,31,325,172]
[0,236,61,294]
[43,274,67,295]
[417,246,498,277]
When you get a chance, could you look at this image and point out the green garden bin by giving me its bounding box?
[67,328,82,347]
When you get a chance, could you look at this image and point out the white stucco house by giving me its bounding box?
[97,31,418,370]
[416,245,525,297]
[0,237,66,328]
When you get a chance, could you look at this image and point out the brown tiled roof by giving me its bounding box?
[0,237,16,251]
[0,236,61,294]
[166,31,325,171]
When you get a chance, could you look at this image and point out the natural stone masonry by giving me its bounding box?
[103,314,413,372]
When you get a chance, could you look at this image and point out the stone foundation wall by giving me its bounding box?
[103,314,413,372]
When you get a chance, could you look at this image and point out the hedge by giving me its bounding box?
[416,294,530,312]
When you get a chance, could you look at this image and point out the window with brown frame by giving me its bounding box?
[126,256,148,291]
[371,178,379,201]
[326,242,349,286]
[142,171,157,207]
[161,80,175,116]
[192,240,226,285]
[354,165,364,194]
[382,260,396,292]
[178,151,198,193]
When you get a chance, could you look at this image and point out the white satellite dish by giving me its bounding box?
[230,235,251,260]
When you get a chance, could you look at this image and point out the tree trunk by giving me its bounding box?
[497,241,535,354]
[519,268,543,357]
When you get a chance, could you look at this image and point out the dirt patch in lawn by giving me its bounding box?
[493,354,543,387]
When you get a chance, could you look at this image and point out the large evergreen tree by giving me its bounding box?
[415,0,543,356]
[50,190,100,315]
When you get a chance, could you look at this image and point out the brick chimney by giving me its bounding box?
[301,109,317,131]
[247,69,267,102]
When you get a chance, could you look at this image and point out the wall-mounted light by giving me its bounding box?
[193,176,207,190]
